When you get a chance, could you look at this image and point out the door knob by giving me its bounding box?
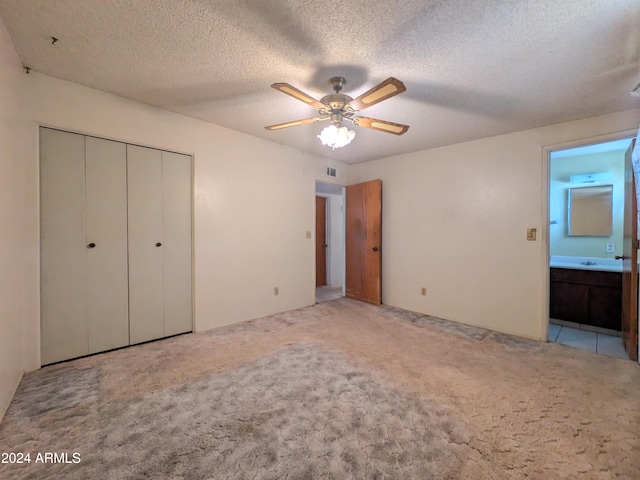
[87,243,96,248]
[615,255,626,260]
[372,246,379,252]
[155,242,162,247]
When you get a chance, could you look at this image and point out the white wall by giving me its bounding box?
[351,109,640,340]
[0,18,37,419]
[549,150,626,258]
[6,39,640,423]
[20,72,350,371]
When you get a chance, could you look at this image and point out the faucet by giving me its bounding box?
[580,259,597,266]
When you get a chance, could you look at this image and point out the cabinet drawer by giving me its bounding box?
[550,268,621,288]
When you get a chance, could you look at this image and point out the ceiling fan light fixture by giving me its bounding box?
[266,77,408,145]
[318,124,355,149]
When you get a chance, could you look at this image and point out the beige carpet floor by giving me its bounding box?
[1,298,639,479]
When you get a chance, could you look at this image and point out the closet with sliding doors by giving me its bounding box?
[39,127,192,365]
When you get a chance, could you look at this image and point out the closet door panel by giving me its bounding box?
[162,151,193,336]
[40,128,88,365]
[85,137,129,353]
[127,145,164,344]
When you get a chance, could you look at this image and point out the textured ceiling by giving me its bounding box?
[1,0,640,164]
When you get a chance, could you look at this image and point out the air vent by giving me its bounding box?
[326,166,338,178]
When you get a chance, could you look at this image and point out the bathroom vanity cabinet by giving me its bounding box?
[550,268,621,330]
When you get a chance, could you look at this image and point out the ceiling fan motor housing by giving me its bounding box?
[320,93,353,113]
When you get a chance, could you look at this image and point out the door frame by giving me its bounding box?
[542,128,638,362]
[314,181,346,296]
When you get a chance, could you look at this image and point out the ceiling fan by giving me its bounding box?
[265,77,409,149]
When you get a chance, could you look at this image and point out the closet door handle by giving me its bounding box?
[87,243,96,248]
[372,246,379,252]
[155,242,162,247]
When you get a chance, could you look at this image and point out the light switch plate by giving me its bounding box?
[527,228,536,241]
[605,242,614,253]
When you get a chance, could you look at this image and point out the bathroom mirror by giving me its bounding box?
[567,185,613,236]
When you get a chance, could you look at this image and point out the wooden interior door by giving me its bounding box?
[621,140,638,361]
[316,196,327,286]
[345,179,382,305]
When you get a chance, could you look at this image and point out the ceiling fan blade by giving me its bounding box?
[264,117,324,130]
[351,117,409,135]
[347,78,406,112]
[271,83,326,109]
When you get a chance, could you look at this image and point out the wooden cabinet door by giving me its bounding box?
[127,145,164,344]
[161,151,193,337]
[589,285,622,330]
[345,179,382,305]
[549,281,589,323]
[40,128,89,364]
[85,137,129,354]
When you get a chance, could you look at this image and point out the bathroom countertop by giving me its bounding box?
[549,262,622,272]
[549,256,622,272]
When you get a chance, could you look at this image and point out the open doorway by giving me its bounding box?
[315,181,345,303]
[547,137,637,360]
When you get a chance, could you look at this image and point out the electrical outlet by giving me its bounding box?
[274,287,279,296]
[421,287,427,296]
[605,242,614,253]
[306,231,311,239]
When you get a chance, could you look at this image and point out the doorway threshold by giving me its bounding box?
[316,285,343,303]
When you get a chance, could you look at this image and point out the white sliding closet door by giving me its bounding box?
[162,151,193,336]
[85,137,129,353]
[41,129,130,364]
[127,145,165,344]
[41,129,192,364]
[40,129,88,365]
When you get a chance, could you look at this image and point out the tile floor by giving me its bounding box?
[548,323,628,360]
